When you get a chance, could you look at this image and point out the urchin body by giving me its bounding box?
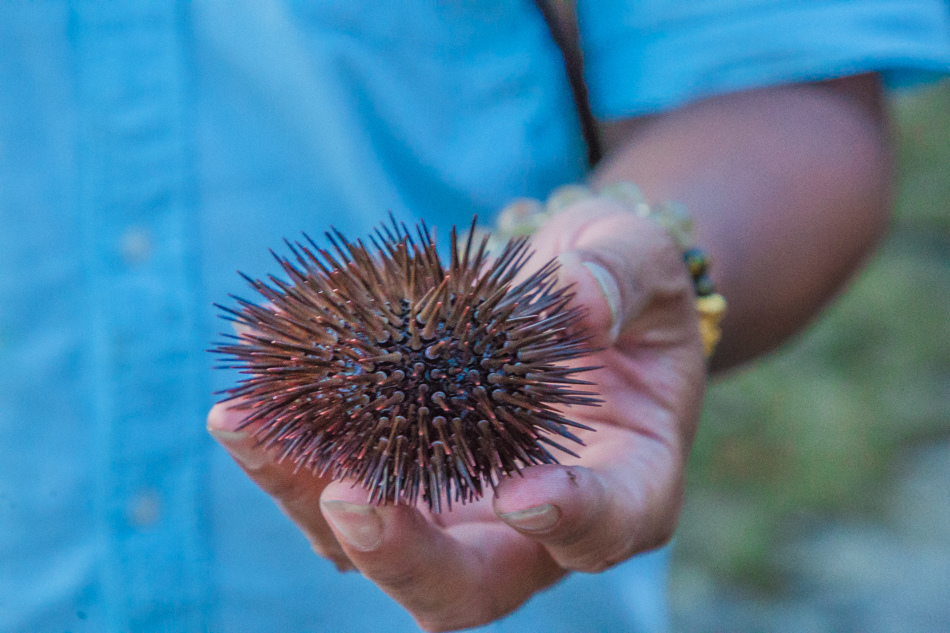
[214,219,599,512]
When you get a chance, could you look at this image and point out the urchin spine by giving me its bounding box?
[214,218,599,512]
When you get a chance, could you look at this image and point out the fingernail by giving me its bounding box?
[207,428,246,442]
[581,261,622,344]
[207,428,270,471]
[500,503,560,532]
[321,500,383,552]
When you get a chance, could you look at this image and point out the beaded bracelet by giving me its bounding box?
[485,182,727,358]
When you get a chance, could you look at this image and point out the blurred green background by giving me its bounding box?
[670,79,950,629]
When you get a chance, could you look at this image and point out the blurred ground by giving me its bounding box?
[670,79,950,632]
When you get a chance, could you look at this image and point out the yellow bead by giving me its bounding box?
[696,294,727,357]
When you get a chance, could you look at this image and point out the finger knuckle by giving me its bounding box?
[574,559,613,574]
[259,474,294,499]
[415,616,462,633]
[372,564,429,591]
[415,595,505,633]
[565,549,621,573]
[560,530,639,573]
[647,522,677,551]
[266,475,312,506]
[308,539,350,567]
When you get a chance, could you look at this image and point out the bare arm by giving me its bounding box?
[208,68,896,633]
[593,74,893,370]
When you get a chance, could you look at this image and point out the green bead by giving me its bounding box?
[684,248,708,277]
[694,274,715,297]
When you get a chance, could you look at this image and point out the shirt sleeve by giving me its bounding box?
[577,0,950,119]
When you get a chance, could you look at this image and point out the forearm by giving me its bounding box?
[590,75,893,371]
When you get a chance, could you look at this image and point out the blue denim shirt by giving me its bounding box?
[1,2,948,632]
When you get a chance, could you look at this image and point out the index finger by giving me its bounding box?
[319,481,564,632]
[207,401,353,570]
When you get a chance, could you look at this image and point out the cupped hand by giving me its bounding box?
[207,197,707,632]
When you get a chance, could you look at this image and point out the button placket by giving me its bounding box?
[73,2,210,631]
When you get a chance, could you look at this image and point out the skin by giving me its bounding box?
[207,73,892,631]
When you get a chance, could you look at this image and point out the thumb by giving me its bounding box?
[532,201,698,349]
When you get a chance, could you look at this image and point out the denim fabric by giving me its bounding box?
[0,1,946,632]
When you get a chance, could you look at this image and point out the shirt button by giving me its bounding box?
[118,227,153,265]
[127,489,163,528]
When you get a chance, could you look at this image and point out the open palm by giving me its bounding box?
[208,200,707,632]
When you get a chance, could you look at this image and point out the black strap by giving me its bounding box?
[532,0,602,166]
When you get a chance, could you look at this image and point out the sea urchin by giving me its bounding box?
[213,218,600,513]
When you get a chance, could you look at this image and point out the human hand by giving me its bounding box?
[207,194,707,631]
